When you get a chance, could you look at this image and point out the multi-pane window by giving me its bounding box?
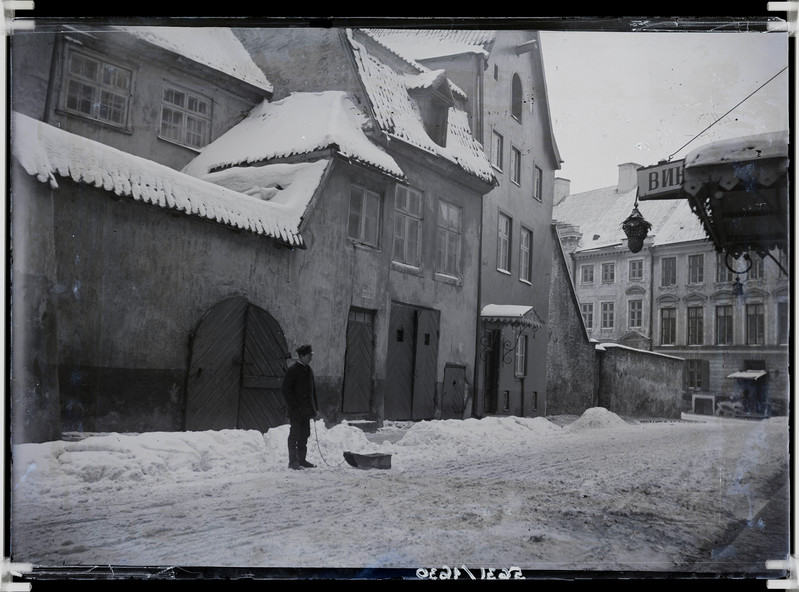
[510,147,522,185]
[661,257,677,286]
[581,303,594,329]
[533,165,543,201]
[715,305,733,345]
[348,185,381,247]
[392,186,423,266]
[748,254,765,279]
[628,299,643,328]
[63,50,132,126]
[160,85,212,149]
[580,264,594,284]
[514,334,527,376]
[716,254,736,282]
[746,303,765,345]
[661,308,676,345]
[629,259,643,281]
[688,254,704,284]
[519,228,532,282]
[686,359,708,390]
[491,130,504,170]
[601,262,615,283]
[778,301,789,345]
[436,201,462,277]
[601,302,615,329]
[687,307,704,345]
[497,213,512,272]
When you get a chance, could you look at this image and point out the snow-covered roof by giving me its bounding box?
[481,304,544,328]
[365,29,495,61]
[349,30,495,185]
[115,26,273,94]
[12,112,319,248]
[182,91,404,180]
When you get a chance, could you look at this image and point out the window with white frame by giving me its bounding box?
[661,308,676,344]
[62,49,132,127]
[581,303,594,329]
[436,200,462,277]
[715,305,733,345]
[716,254,736,282]
[160,85,212,149]
[688,254,704,284]
[580,264,594,284]
[628,299,643,328]
[687,306,704,345]
[601,262,615,283]
[519,227,532,282]
[748,254,765,279]
[629,259,643,281]
[746,303,765,345]
[510,146,522,185]
[686,359,709,390]
[497,213,512,272]
[348,185,381,247]
[514,334,527,376]
[661,257,677,286]
[491,130,504,170]
[533,165,543,201]
[601,302,614,329]
[392,185,423,266]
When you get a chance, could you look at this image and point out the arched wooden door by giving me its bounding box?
[185,296,289,432]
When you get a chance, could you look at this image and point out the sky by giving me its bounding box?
[539,30,791,194]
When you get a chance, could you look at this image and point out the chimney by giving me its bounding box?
[617,162,642,194]
[554,177,571,205]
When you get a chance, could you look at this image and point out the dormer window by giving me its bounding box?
[407,70,454,147]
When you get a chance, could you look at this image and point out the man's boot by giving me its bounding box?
[298,443,316,468]
[287,439,302,470]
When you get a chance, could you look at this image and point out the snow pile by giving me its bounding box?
[563,406,629,431]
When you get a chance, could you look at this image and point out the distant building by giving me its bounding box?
[553,163,790,416]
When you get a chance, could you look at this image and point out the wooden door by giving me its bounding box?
[441,364,466,419]
[342,308,375,414]
[412,308,439,420]
[483,329,500,414]
[185,297,288,432]
[385,303,415,420]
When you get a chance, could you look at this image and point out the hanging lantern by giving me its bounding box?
[622,206,652,253]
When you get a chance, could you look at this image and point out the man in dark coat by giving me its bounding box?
[281,344,318,470]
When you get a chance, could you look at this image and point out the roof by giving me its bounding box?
[182,91,404,180]
[684,130,789,169]
[348,30,496,185]
[115,26,273,94]
[12,112,317,247]
[728,370,768,380]
[481,304,544,328]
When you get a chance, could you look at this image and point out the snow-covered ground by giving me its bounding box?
[9,408,790,579]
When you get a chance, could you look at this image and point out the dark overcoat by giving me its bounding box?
[281,361,318,420]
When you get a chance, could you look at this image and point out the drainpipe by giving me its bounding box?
[649,243,655,350]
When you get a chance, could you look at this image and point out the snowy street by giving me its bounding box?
[10,409,790,578]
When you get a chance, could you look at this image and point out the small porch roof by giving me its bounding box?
[727,370,768,380]
[480,304,543,328]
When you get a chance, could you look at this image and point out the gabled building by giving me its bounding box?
[10,26,496,442]
[366,29,563,418]
[553,162,790,417]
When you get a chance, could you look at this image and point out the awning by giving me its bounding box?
[727,370,768,380]
[481,304,543,328]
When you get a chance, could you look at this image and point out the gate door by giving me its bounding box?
[441,364,466,419]
[342,308,375,414]
[412,308,439,420]
[185,296,289,432]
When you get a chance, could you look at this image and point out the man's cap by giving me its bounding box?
[297,344,313,356]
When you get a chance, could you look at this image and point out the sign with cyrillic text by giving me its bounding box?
[637,160,685,199]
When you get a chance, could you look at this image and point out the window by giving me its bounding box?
[348,185,381,247]
[392,186,423,266]
[688,254,704,284]
[748,254,765,280]
[519,227,532,282]
[511,74,523,121]
[510,147,522,185]
[160,85,212,149]
[63,49,132,127]
[660,308,676,345]
[746,303,765,345]
[491,130,504,170]
[497,213,512,272]
[581,303,594,329]
[629,259,643,281]
[628,299,643,328]
[778,302,789,345]
[687,307,704,345]
[601,263,615,283]
[686,359,709,390]
[436,201,462,277]
[514,334,527,376]
[580,264,594,284]
[661,257,677,286]
[601,302,615,329]
[716,254,736,282]
[533,165,543,201]
[715,305,733,345]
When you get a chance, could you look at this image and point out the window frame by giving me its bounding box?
[687,306,704,345]
[601,301,615,329]
[491,129,504,171]
[159,83,213,150]
[715,304,733,345]
[510,146,522,185]
[511,73,523,122]
[628,299,643,329]
[514,334,528,377]
[629,259,644,281]
[519,227,533,283]
[746,303,765,345]
[688,254,704,284]
[347,184,382,248]
[580,264,595,285]
[716,254,736,282]
[392,185,424,267]
[660,307,677,345]
[497,212,512,273]
[581,303,594,329]
[533,165,543,201]
[601,262,616,284]
[661,257,677,286]
[436,200,462,278]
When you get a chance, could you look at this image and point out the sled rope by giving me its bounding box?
[312,419,346,467]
